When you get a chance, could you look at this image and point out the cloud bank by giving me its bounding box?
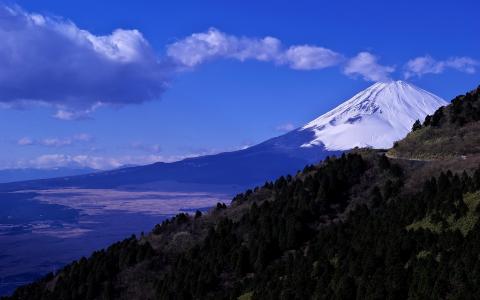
[0,5,169,119]
[15,154,169,170]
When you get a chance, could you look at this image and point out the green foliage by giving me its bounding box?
[407,191,480,236]
[450,191,480,235]
[406,215,443,233]
[238,291,253,300]
[449,86,480,126]
[416,250,432,259]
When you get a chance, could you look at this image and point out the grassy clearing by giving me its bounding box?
[388,122,480,160]
[451,192,480,235]
[238,292,253,300]
[407,192,480,236]
[416,250,432,259]
[406,215,442,233]
[328,255,339,268]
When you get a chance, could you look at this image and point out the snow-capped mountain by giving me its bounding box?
[298,80,447,150]
[0,81,447,191]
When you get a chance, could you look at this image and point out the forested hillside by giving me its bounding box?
[5,84,480,300]
[389,85,480,160]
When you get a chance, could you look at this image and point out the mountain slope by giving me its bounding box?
[0,134,336,191]
[0,81,445,191]
[4,84,480,300]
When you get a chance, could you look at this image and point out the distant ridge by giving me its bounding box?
[0,167,98,183]
[0,81,446,190]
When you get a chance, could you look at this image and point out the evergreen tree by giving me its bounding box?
[412,119,422,131]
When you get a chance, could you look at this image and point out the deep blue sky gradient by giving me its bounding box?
[0,0,478,168]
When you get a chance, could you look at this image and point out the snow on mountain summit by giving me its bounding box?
[300,80,448,150]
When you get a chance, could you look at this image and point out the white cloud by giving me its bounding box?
[446,57,478,73]
[73,133,93,142]
[40,138,72,147]
[404,55,479,78]
[276,123,296,132]
[0,5,169,119]
[17,137,34,146]
[166,28,343,70]
[16,154,172,170]
[343,52,395,82]
[23,154,119,170]
[10,141,259,170]
[130,142,162,153]
[283,45,344,70]
[53,110,79,121]
[166,28,281,67]
[53,103,103,121]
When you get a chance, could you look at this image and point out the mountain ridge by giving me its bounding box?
[0,167,99,183]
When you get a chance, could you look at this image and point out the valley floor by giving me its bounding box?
[0,189,231,296]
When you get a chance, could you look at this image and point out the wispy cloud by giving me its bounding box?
[17,134,93,147]
[73,133,93,142]
[167,28,344,70]
[40,138,73,147]
[404,55,479,78]
[130,142,162,153]
[53,104,104,121]
[15,154,174,170]
[17,137,34,146]
[275,122,296,132]
[343,52,395,82]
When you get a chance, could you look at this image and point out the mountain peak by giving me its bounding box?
[300,81,448,150]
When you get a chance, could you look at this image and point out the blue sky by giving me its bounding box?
[0,0,478,169]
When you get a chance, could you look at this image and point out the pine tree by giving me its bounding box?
[412,119,422,131]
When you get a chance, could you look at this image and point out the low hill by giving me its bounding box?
[4,84,480,300]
